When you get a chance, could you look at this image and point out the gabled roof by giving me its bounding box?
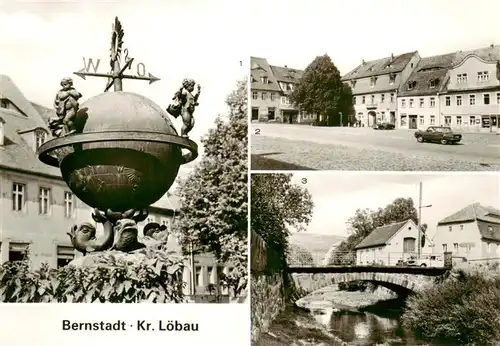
[355,220,412,249]
[342,51,417,80]
[438,203,500,225]
[250,57,281,92]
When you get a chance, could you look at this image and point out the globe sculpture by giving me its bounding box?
[37,17,199,255]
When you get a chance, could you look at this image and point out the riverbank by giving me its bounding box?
[254,305,348,346]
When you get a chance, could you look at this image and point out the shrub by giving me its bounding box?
[402,268,500,345]
[0,249,186,303]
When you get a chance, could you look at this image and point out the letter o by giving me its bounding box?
[136,63,146,77]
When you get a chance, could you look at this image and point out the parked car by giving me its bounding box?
[414,126,462,144]
[407,255,445,267]
[374,122,395,130]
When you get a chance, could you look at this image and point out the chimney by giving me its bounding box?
[0,118,4,146]
[491,44,495,48]
[361,59,365,65]
[284,65,287,68]
[390,53,394,60]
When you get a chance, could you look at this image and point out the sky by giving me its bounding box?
[290,173,500,241]
[249,0,500,75]
[0,0,248,190]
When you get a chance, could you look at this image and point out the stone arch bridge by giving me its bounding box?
[287,266,448,298]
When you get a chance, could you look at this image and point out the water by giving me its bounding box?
[310,299,433,346]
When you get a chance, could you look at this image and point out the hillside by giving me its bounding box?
[289,232,346,264]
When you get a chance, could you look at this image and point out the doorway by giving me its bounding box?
[368,111,376,127]
[409,115,418,129]
[251,108,259,121]
[491,115,498,133]
[390,111,396,125]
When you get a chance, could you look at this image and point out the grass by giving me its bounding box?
[251,154,315,170]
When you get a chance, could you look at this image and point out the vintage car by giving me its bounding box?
[414,126,462,144]
[374,122,395,130]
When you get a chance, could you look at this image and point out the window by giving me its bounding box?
[457,73,467,83]
[484,93,490,105]
[497,93,500,104]
[470,116,476,125]
[400,114,407,126]
[453,243,459,252]
[445,96,451,106]
[448,226,452,232]
[362,96,366,104]
[370,77,376,87]
[419,116,424,125]
[381,94,385,103]
[403,237,416,253]
[477,71,489,82]
[401,99,406,108]
[408,81,415,90]
[35,130,46,150]
[430,97,435,107]
[270,93,275,101]
[252,92,258,100]
[57,245,74,267]
[445,116,451,125]
[9,243,28,262]
[0,99,7,108]
[353,96,356,105]
[456,96,462,106]
[12,183,25,211]
[457,116,462,125]
[469,94,476,105]
[370,95,375,104]
[64,192,73,218]
[419,98,424,107]
[430,79,438,88]
[442,244,448,252]
[389,74,396,84]
[390,93,395,102]
[268,107,275,120]
[430,115,436,125]
[260,76,268,84]
[39,187,51,214]
[351,80,357,88]
[460,225,464,231]
[409,98,414,108]
[261,92,267,100]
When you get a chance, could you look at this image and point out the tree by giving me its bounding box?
[175,79,248,297]
[287,244,314,266]
[251,174,314,270]
[289,54,353,126]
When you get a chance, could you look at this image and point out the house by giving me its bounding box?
[250,57,312,124]
[0,75,235,299]
[342,51,420,127]
[433,203,500,263]
[355,219,430,265]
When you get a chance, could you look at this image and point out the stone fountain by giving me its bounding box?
[37,17,200,266]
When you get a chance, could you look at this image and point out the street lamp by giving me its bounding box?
[339,112,343,127]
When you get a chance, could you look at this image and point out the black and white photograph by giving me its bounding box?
[251,172,500,345]
[0,0,248,304]
[250,0,500,171]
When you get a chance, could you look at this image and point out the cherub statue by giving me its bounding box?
[51,77,82,136]
[166,78,201,137]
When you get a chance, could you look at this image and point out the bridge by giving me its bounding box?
[286,250,451,297]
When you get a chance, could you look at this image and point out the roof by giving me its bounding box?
[151,192,181,211]
[438,203,500,226]
[477,221,500,242]
[30,102,56,126]
[250,56,281,92]
[398,53,456,97]
[342,51,417,80]
[355,220,411,249]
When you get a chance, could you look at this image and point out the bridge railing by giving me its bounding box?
[287,250,448,268]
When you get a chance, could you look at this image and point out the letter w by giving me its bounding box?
[82,58,101,73]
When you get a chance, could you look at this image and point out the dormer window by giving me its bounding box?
[367,67,373,71]
[389,74,396,84]
[429,79,439,88]
[0,99,8,109]
[370,77,377,87]
[35,129,47,150]
[261,76,268,84]
[407,81,417,90]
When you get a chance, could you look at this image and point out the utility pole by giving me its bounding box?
[417,182,422,258]
[189,241,196,295]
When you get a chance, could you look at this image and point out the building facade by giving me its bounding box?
[355,219,431,266]
[250,57,313,124]
[432,203,500,263]
[0,75,239,300]
[342,52,421,127]
[397,45,500,132]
